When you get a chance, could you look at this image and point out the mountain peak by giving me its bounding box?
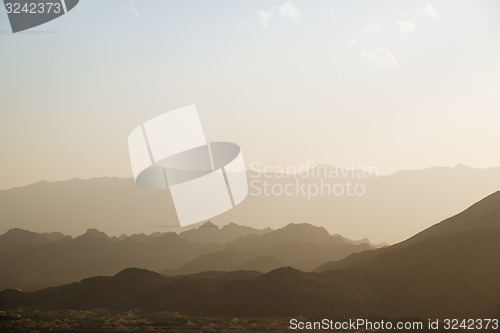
[199,221,219,230]
[270,266,299,273]
[282,223,329,234]
[114,267,162,279]
[81,228,109,239]
[259,266,305,280]
[5,228,32,236]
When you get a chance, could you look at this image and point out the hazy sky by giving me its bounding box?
[1,0,499,190]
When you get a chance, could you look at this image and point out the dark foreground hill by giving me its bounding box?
[316,190,500,272]
[1,251,498,318]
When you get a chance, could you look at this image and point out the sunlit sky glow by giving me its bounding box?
[1,0,499,189]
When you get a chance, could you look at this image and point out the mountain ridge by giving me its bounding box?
[316,191,500,272]
[2,165,500,243]
[1,191,500,317]
[0,222,373,291]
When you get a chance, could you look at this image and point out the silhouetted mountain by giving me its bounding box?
[208,267,359,316]
[0,222,369,291]
[179,221,271,245]
[172,223,373,275]
[316,191,500,272]
[2,165,500,244]
[0,231,221,291]
[2,193,499,317]
[0,267,334,314]
[174,241,372,275]
[219,270,263,281]
[0,228,69,253]
[174,248,255,274]
[39,231,68,242]
[228,223,348,250]
[165,270,263,281]
[30,268,170,308]
[123,232,164,243]
[210,224,500,316]
[238,256,282,272]
[0,288,33,307]
[77,228,118,241]
[405,190,500,243]
[0,268,260,311]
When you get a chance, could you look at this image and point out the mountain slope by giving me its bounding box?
[316,191,500,272]
[405,190,500,243]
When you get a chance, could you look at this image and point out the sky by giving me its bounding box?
[1,0,500,190]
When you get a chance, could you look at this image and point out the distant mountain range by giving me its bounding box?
[1,192,499,318]
[0,222,374,291]
[1,165,500,243]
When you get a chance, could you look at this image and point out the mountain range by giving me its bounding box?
[1,191,499,318]
[0,222,374,291]
[1,165,500,243]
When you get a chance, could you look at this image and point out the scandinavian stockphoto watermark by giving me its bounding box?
[127,106,376,224]
[289,318,499,331]
[249,161,378,199]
